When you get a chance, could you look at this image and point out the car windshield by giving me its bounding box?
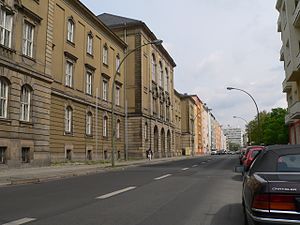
[277,154,300,172]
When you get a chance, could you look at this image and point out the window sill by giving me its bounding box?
[103,63,109,68]
[0,44,16,53]
[20,120,33,127]
[21,54,36,62]
[64,132,73,136]
[86,134,93,138]
[87,53,94,58]
[66,40,75,47]
[0,118,12,125]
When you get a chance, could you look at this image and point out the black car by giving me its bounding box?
[239,145,300,225]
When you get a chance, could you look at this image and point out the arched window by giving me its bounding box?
[103,116,108,137]
[67,19,75,42]
[65,106,73,133]
[20,85,31,121]
[0,78,8,118]
[116,119,120,139]
[103,44,108,65]
[151,54,156,82]
[159,62,163,87]
[86,112,92,135]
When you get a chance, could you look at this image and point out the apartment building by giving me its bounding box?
[223,126,243,147]
[98,13,177,158]
[276,0,300,144]
[0,0,52,167]
[191,95,204,155]
[49,1,127,161]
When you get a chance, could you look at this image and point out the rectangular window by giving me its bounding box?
[22,22,34,57]
[0,147,6,164]
[20,87,31,121]
[115,86,120,106]
[116,121,120,139]
[87,34,93,55]
[21,147,30,163]
[102,79,108,101]
[0,8,12,48]
[65,107,72,133]
[65,60,73,87]
[116,56,120,73]
[86,113,92,135]
[67,20,74,42]
[103,46,108,65]
[103,117,107,137]
[0,79,8,118]
[86,70,92,95]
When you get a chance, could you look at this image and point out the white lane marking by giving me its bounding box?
[154,174,172,180]
[201,161,207,164]
[96,186,136,199]
[182,167,189,171]
[3,218,37,225]
[192,165,198,168]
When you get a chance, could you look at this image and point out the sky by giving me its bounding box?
[81,0,286,130]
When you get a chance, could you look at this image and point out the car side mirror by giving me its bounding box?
[234,166,245,173]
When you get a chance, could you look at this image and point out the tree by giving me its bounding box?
[246,108,289,145]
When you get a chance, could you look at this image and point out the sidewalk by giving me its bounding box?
[0,156,191,187]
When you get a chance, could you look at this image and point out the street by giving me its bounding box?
[0,156,243,225]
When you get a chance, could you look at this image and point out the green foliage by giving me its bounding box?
[246,108,289,145]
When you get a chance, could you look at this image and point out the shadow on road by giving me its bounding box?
[210,203,244,225]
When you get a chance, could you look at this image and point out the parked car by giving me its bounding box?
[238,145,300,225]
[240,146,264,166]
[211,150,217,155]
[239,148,247,165]
[242,146,264,170]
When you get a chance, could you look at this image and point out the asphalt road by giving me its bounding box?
[0,155,244,225]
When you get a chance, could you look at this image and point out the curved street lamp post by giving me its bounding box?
[227,87,260,144]
[111,39,163,167]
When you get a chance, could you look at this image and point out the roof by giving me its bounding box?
[98,13,176,67]
[98,13,142,27]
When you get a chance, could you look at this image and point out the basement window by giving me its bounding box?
[0,147,6,164]
[21,147,30,163]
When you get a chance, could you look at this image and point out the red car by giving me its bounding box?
[242,146,264,169]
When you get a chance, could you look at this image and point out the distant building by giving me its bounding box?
[276,0,300,144]
[223,127,243,147]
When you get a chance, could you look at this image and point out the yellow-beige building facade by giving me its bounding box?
[98,13,177,158]
[179,94,196,156]
[0,0,52,167]
[276,0,300,144]
[49,1,127,161]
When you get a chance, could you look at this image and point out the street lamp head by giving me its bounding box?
[150,39,163,46]
[227,87,234,90]
[233,116,237,118]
